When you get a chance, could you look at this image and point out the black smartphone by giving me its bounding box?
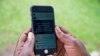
[30,6,57,55]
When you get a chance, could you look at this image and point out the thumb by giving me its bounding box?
[20,32,35,56]
[55,26,73,45]
[24,32,35,52]
[55,26,66,43]
[27,32,35,50]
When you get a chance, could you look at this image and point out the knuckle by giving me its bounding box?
[62,33,66,37]
[58,31,62,35]
[71,38,77,44]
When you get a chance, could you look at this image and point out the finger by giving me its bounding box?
[55,26,75,45]
[18,28,32,44]
[14,28,32,55]
[55,26,64,39]
[24,32,35,52]
[59,26,69,34]
[27,32,35,51]
[75,40,87,51]
[55,26,69,42]
[59,26,72,36]
[57,39,63,52]
[56,40,66,56]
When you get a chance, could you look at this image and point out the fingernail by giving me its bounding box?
[56,26,61,32]
[28,32,34,41]
[56,26,60,30]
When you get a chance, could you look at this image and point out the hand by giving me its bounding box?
[14,26,90,56]
[14,28,35,56]
[55,26,90,56]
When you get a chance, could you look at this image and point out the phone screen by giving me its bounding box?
[33,12,56,49]
[31,6,56,55]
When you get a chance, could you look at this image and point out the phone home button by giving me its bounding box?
[44,49,48,54]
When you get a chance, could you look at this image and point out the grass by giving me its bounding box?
[0,0,100,52]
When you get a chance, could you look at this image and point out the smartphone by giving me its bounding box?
[30,6,57,55]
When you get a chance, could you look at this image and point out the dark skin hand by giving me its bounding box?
[14,26,90,56]
[55,26,90,56]
[14,28,35,56]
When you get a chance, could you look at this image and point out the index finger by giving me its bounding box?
[18,28,32,44]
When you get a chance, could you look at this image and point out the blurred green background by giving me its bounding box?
[0,0,100,54]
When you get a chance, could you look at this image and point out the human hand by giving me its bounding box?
[14,28,35,56]
[55,26,90,56]
[14,26,90,56]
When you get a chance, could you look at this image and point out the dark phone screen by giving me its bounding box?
[32,12,56,49]
[33,20,54,34]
